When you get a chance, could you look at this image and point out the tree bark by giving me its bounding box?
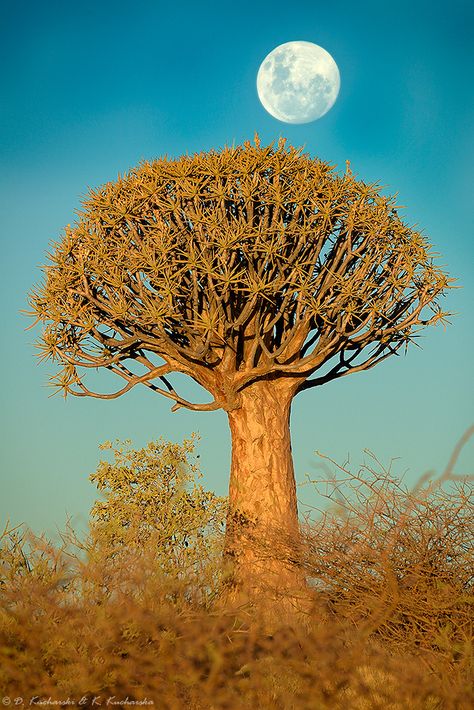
[223,378,307,612]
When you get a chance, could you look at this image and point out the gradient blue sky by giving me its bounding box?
[1,0,473,537]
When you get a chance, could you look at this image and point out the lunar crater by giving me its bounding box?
[257,41,340,124]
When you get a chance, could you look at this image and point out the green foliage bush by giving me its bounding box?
[87,434,226,599]
[0,432,472,708]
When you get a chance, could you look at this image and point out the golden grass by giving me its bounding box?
[0,431,472,709]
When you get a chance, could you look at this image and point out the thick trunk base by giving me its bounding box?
[220,379,310,624]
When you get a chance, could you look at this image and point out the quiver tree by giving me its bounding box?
[27,137,453,606]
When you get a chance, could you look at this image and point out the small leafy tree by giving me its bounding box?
[88,435,226,578]
[27,137,453,602]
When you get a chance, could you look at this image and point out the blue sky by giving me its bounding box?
[1,0,473,537]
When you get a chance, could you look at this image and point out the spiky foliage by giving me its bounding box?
[28,137,453,408]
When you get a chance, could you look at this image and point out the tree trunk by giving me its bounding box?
[223,378,307,613]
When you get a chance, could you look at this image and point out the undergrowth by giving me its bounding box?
[0,430,472,709]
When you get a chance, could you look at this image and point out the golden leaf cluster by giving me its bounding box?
[27,138,454,408]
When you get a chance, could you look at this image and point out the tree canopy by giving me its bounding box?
[28,137,453,411]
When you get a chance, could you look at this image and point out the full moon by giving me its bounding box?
[256,41,340,124]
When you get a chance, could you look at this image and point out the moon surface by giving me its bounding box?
[257,41,340,124]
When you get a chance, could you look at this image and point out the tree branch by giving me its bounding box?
[295,341,404,394]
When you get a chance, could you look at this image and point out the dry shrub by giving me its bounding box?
[0,536,452,709]
[300,428,473,705]
[0,431,472,709]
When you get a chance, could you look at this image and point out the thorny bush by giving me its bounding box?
[0,430,472,708]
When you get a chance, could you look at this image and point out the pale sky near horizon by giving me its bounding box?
[1,0,473,538]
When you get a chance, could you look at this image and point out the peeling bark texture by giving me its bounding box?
[223,379,308,612]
